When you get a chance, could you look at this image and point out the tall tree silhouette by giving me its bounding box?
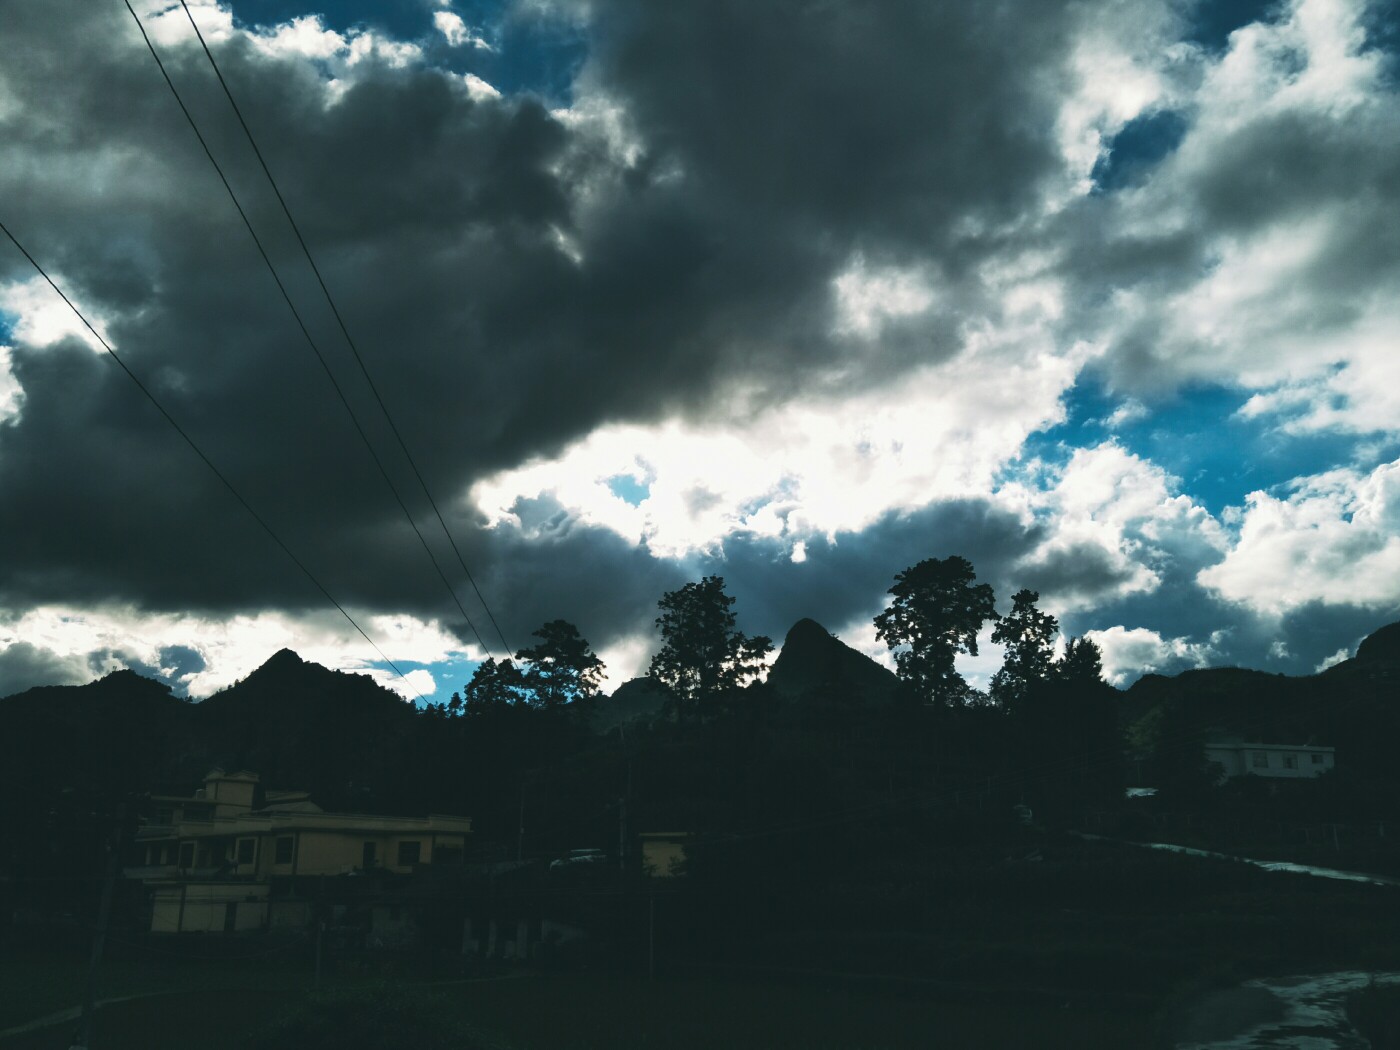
[462,657,526,711]
[1055,635,1105,686]
[650,576,773,721]
[874,556,997,707]
[515,620,605,708]
[990,588,1058,707]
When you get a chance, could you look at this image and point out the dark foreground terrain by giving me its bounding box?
[8,836,1400,1049]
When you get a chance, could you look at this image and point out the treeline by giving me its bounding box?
[402,554,1123,862]
[0,553,1126,922]
[429,554,1107,719]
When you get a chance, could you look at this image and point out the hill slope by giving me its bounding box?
[767,618,904,705]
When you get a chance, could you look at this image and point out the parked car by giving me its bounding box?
[550,848,607,870]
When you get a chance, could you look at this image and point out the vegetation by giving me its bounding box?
[515,620,606,709]
[649,575,772,722]
[874,555,997,706]
[4,552,1400,1046]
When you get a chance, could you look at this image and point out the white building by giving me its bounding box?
[1205,737,1336,781]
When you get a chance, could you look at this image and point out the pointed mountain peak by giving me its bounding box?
[769,618,901,703]
[261,648,306,670]
[783,618,833,644]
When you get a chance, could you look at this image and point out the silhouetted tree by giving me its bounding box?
[515,620,605,708]
[990,589,1058,707]
[874,556,997,707]
[1055,635,1105,686]
[462,657,526,711]
[1150,698,1222,802]
[650,576,773,721]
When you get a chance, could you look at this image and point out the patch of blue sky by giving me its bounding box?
[369,655,481,708]
[1183,0,1282,51]
[1009,376,1119,483]
[0,309,16,344]
[1091,110,1187,194]
[227,0,433,38]
[1016,375,1389,516]
[606,473,650,506]
[1360,1,1400,89]
[225,0,587,103]
[450,4,587,101]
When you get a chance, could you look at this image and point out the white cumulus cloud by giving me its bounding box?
[1199,458,1400,615]
[433,11,492,50]
[1087,624,1219,686]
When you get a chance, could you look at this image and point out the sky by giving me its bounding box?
[1,0,1398,702]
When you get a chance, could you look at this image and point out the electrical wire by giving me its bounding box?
[0,220,424,704]
[121,0,493,659]
[177,0,512,659]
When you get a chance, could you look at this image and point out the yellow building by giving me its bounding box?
[128,769,471,934]
[639,831,690,877]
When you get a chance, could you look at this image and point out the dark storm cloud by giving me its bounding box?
[1278,602,1400,671]
[697,501,1049,643]
[0,642,90,698]
[1015,542,1143,602]
[480,496,690,650]
[582,0,1071,252]
[0,0,1083,642]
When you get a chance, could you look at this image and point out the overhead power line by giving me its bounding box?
[121,0,495,659]
[177,0,512,659]
[0,220,425,704]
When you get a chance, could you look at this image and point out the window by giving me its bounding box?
[274,836,294,864]
[362,842,377,869]
[156,808,173,826]
[178,842,194,869]
[1312,753,1325,765]
[1282,755,1297,769]
[397,841,421,867]
[236,838,255,865]
[1251,752,1268,768]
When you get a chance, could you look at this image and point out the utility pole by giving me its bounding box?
[79,803,125,1049]
[618,796,627,877]
[314,875,327,989]
[315,919,325,989]
[516,783,526,863]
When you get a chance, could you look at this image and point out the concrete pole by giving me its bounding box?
[79,806,123,1049]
